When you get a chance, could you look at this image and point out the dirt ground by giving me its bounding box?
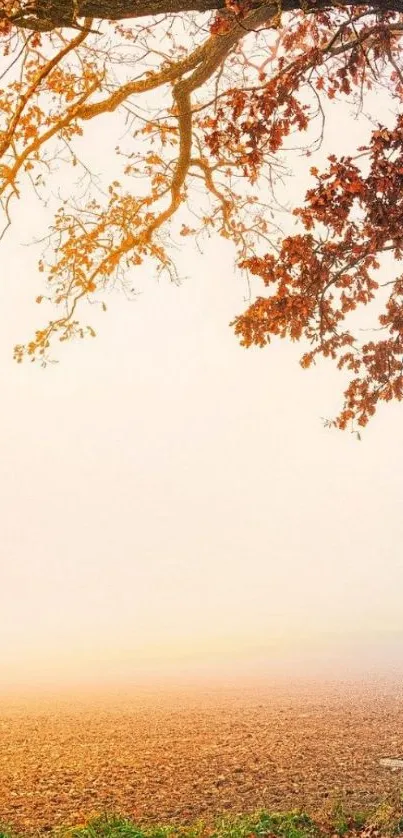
[1,679,403,834]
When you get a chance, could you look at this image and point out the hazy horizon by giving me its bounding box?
[3,627,403,699]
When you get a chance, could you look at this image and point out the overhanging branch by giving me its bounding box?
[1,0,403,32]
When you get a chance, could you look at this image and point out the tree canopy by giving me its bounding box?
[1,0,403,429]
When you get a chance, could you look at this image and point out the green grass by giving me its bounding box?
[3,804,403,838]
[62,812,320,838]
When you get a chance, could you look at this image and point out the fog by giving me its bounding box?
[1,91,403,698]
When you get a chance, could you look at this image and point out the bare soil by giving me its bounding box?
[1,679,403,834]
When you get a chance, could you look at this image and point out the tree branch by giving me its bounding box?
[2,0,403,32]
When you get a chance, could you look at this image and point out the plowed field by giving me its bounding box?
[1,680,403,834]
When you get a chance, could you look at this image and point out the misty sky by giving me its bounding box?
[1,84,403,694]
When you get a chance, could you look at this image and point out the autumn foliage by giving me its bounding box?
[1,0,403,429]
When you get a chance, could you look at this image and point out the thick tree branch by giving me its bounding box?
[2,0,403,32]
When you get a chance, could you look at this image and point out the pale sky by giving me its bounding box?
[1,77,403,695]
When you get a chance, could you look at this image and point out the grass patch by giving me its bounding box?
[61,813,319,838]
[328,801,350,836]
[319,796,403,837]
[3,805,403,838]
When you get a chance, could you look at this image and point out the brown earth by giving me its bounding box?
[1,679,403,835]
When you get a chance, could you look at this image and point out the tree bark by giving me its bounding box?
[2,0,403,32]
[79,0,403,16]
